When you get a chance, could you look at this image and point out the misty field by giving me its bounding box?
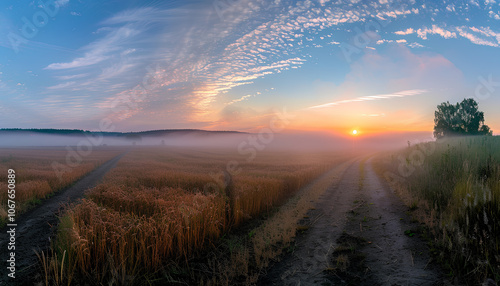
[378,136,500,283]
[40,147,347,285]
[0,148,121,227]
[7,137,499,285]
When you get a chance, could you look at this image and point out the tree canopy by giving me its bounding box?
[434,98,492,139]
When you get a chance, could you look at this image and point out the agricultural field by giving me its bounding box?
[0,148,122,227]
[43,147,349,285]
[4,138,499,286]
[376,136,500,284]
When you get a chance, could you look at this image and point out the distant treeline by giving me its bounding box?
[0,128,246,138]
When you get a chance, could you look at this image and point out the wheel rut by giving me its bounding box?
[260,158,447,285]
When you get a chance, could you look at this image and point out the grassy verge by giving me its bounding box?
[374,136,500,284]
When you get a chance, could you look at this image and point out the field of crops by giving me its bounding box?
[378,136,500,283]
[47,147,344,284]
[0,148,121,227]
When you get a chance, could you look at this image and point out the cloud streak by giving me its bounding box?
[395,25,500,47]
[45,26,140,70]
[307,89,428,109]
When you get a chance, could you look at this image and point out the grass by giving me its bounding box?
[296,225,310,232]
[41,147,350,285]
[0,147,122,227]
[376,136,500,284]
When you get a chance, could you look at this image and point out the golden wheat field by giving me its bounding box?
[0,148,122,226]
[48,147,347,284]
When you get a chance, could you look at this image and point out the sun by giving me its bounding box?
[352,129,358,135]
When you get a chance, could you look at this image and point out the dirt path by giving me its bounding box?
[261,158,447,285]
[0,152,126,285]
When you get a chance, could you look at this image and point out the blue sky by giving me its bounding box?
[0,0,499,135]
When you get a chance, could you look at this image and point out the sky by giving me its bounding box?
[0,0,499,138]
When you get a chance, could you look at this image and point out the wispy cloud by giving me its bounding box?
[457,27,499,47]
[55,74,89,80]
[417,25,457,40]
[47,81,76,90]
[45,53,106,70]
[55,0,69,7]
[376,39,408,44]
[489,11,500,20]
[225,94,255,106]
[395,28,415,35]
[45,26,139,70]
[408,42,424,48]
[307,89,428,109]
[395,24,500,47]
[45,26,140,70]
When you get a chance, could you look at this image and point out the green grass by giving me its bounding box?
[379,136,500,283]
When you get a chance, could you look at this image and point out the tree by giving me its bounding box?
[434,98,492,139]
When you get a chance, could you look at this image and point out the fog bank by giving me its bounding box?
[0,130,435,153]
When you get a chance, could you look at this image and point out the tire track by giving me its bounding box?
[337,158,445,285]
[260,158,447,285]
[261,159,362,285]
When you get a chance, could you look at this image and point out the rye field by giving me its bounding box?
[41,147,347,285]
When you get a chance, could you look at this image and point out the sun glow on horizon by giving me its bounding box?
[352,129,358,135]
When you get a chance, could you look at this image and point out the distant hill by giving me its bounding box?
[0,128,247,138]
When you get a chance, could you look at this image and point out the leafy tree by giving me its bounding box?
[434,98,492,138]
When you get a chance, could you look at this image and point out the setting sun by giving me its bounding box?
[352,130,358,135]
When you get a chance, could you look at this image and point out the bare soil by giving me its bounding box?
[0,152,126,285]
[260,158,449,285]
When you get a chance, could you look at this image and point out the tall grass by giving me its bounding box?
[46,147,340,285]
[378,136,500,283]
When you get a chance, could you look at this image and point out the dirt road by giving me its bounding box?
[261,158,447,285]
[0,152,126,285]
